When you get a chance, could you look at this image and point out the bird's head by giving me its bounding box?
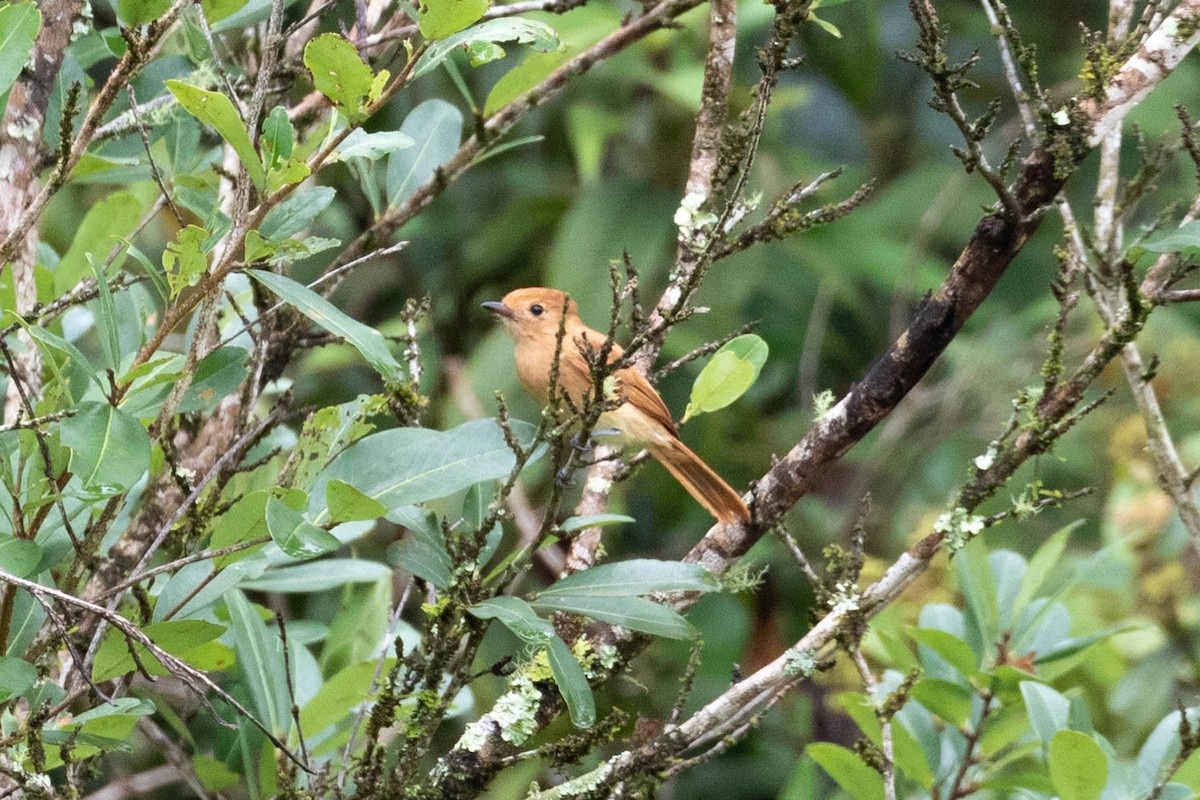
[482,288,578,339]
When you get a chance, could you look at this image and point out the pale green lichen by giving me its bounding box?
[973,442,998,471]
[812,389,836,421]
[935,507,987,552]
[459,675,543,751]
[829,580,860,614]
[674,191,719,248]
[783,648,818,678]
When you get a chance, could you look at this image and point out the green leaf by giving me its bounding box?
[92,620,226,682]
[419,0,490,39]
[0,3,40,97]
[248,269,403,381]
[261,105,293,169]
[1013,521,1079,613]
[300,658,394,737]
[1142,220,1200,254]
[320,577,391,675]
[1048,730,1108,800]
[413,17,558,78]
[335,129,415,161]
[557,514,635,533]
[531,595,694,640]
[912,678,973,727]
[224,589,288,735]
[311,418,536,522]
[809,11,842,38]
[484,46,573,117]
[60,402,151,491]
[0,539,42,578]
[682,334,768,423]
[289,394,388,491]
[806,742,884,800]
[907,627,978,677]
[54,188,154,292]
[538,559,717,598]
[1020,680,1069,748]
[118,0,170,24]
[208,489,286,567]
[166,80,267,190]
[161,224,209,298]
[88,255,122,371]
[386,99,464,207]
[0,656,37,702]
[387,507,452,589]
[304,33,376,119]
[201,0,249,23]
[265,496,341,559]
[193,755,241,791]
[469,596,553,645]
[240,559,392,593]
[326,479,389,522]
[260,186,336,239]
[546,635,594,729]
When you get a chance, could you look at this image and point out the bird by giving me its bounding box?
[482,287,750,524]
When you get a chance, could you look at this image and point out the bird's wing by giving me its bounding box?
[574,327,676,433]
[615,366,677,434]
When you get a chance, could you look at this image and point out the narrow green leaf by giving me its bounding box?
[538,559,717,598]
[484,47,573,116]
[419,0,490,39]
[265,496,341,559]
[546,635,595,729]
[413,18,558,78]
[557,514,635,533]
[531,595,694,640]
[1142,220,1200,254]
[224,589,288,735]
[469,596,553,645]
[683,334,768,422]
[806,742,884,800]
[239,559,391,593]
[1049,730,1108,800]
[304,33,375,118]
[166,80,267,190]
[249,269,403,381]
[60,402,151,491]
[0,3,40,97]
[335,129,415,161]
[326,479,388,522]
[386,99,464,207]
[87,255,122,371]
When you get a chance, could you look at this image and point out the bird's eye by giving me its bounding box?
[530,304,544,316]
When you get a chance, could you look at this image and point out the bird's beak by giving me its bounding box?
[481,301,515,320]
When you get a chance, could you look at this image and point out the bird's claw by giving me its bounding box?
[555,466,576,487]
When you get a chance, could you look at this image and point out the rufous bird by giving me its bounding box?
[483,287,750,524]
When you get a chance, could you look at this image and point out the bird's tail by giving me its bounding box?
[648,438,750,524]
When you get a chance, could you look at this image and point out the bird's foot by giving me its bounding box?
[555,465,576,487]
